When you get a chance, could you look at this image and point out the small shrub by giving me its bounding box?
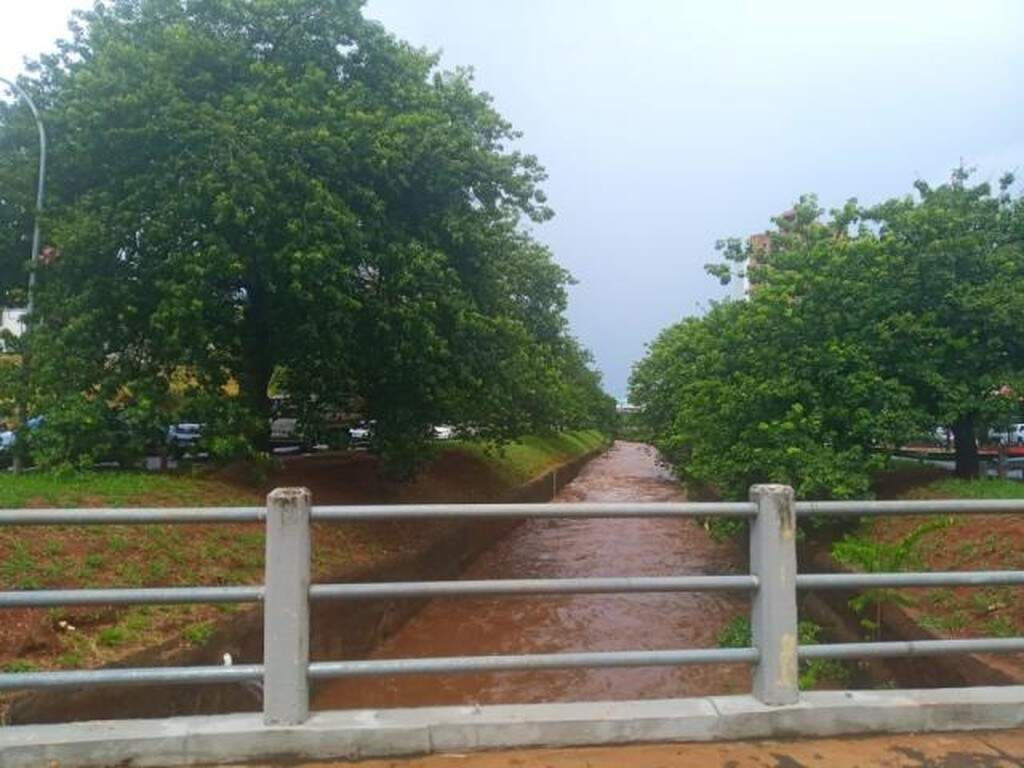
[183,621,215,646]
[715,616,849,689]
[146,558,169,582]
[121,608,152,635]
[716,615,751,648]
[918,611,969,635]
[44,540,64,556]
[117,561,144,587]
[41,559,69,582]
[832,516,955,639]
[970,588,1012,614]
[705,518,746,542]
[56,651,84,668]
[926,588,955,609]
[83,553,105,570]
[97,627,127,647]
[1,540,39,588]
[984,616,1017,638]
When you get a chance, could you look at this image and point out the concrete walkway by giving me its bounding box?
[253,730,1024,767]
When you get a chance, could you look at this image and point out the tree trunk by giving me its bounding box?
[243,359,273,453]
[242,276,273,453]
[951,416,980,479]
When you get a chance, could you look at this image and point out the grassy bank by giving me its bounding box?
[0,429,609,510]
[0,430,608,682]
[454,429,608,485]
[834,468,1024,648]
[0,471,256,510]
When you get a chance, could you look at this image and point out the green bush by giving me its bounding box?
[716,616,849,689]
[183,621,215,646]
[832,516,955,639]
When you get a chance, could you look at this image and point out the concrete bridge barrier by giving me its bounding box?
[2,487,1024,765]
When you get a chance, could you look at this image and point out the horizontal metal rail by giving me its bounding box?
[310,575,758,600]
[797,571,1024,589]
[7,499,1019,526]
[311,501,757,521]
[0,507,264,526]
[0,585,263,608]
[4,486,1024,725]
[308,647,759,678]
[796,499,1024,517]
[799,638,1024,660]
[0,664,264,692]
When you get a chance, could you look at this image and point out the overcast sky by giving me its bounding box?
[3,2,1023,398]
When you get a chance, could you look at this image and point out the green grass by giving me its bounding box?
[97,627,128,647]
[183,621,216,646]
[904,477,1024,500]
[0,431,609,509]
[0,470,255,509]
[452,429,609,485]
[985,615,1017,638]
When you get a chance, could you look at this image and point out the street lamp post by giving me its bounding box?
[1,77,46,474]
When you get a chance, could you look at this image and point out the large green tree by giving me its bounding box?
[632,171,1024,497]
[0,0,612,472]
[858,170,1024,477]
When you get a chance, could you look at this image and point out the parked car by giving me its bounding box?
[166,422,203,449]
[989,424,1024,446]
[270,415,300,444]
[348,421,373,448]
[0,416,44,464]
[432,424,456,441]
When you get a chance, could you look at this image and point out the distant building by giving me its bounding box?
[1,308,26,351]
[742,233,773,297]
[743,209,795,296]
[616,402,642,415]
[1,308,26,337]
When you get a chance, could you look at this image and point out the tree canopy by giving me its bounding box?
[0,0,614,472]
[630,170,1024,498]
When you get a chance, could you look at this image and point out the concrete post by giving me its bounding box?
[749,484,799,705]
[263,487,312,725]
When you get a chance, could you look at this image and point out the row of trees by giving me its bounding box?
[630,169,1024,499]
[0,0,615,475]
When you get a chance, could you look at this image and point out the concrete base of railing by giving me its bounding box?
[4,687,1024,767]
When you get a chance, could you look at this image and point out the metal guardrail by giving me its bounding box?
[1,485,1023,725]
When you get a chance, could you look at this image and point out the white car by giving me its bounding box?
[166,422,203,448]
[348,421,373,447]
[990,424,1024,446]
[432,425,456,440]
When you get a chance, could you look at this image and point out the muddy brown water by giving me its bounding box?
[314,441,750,710]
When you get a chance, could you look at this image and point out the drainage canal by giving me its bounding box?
[314,440,751,709]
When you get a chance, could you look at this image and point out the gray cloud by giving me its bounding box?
[5,2,1023,398]
[366,0,1024,398]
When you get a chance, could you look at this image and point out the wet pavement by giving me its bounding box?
[314,441,749,710]
[259,729,1024,767]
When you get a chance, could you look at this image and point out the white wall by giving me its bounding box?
[1,308,26,343]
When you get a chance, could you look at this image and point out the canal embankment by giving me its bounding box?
[1,430,609,724]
